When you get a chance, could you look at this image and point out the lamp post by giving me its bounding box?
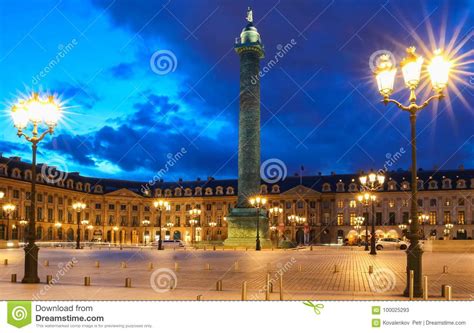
[419,213,429,240]
[359,172,385,255]
[10,92,62,283]
[268,207,283,247]
[72,201,86,249]
[2,203,16,241]
[444,222,453,240]
[354,216,365,245]
[81,220,89,244]
[54,222,62,241]
[19,219,28,243]
[399,223,407,241]
[188,208,201,245]
[208,221,217,241]
[153,200,170,250]
[249,195,267,251]
[373,47,451,297]
[142,219,150,245]
[357,192,376,251]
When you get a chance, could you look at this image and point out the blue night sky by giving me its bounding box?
[0,0,472,183]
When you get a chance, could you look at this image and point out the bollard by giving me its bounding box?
[197,295,203,301]
[443,265,448,274]
[174,262,179,271]
[271,247,274,251]
[409,270,414,300]
[46,275,53,285]
[148,262,154,270]
[120,246,123,250]
[245,247,248,251]
[205,263,211,270]
[441,284,447,297]
[222,246,225,251]
[334,264,339,273]
[84,276,91,286]
[95,261,100,268]
[121,262,127,268]
[279,275,284,301]
[423,276,428,300]
[265,273,270,300]
[213,246,216,251]
[368,265,373,274]
[444,285,452,300]
[169,279,175,290]
[241,281,247,301]
[4,259,8,265]
[269,281,274,293]
[203,246,206,251]
[125,278,132,288]
[216,280,223,291]
[234,261,239,271]
[11,274,17,283]
[298,264,302,272]
[310,245,313,251]
[44,260,49,267]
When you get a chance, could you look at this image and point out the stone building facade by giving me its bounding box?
[0,155,472,246]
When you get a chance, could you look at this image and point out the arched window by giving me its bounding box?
[429,180,438,189]
[174,188,182,196]
[195,187,202,196]
[164,189,172,197]
[442,178,452,189]
[67,179,74,189]
[349,183,357,192]
[12,168,21,179]
[260,185,267,194]
[205,187,213,195]
[322,183,331,192]
[336,182,345,192]
[216,186,224,195]
[184,188,192,196]
[84,183,91,192]
[24,170,32,181]
[76,182,83,191]
[387,180,397,191]
[456,179,466,189]
[94,185,103,193]
[226,187,234,195]
[271,185,280,193]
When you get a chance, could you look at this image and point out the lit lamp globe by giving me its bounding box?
[401,46,424,89]
[374,54,396,97]
[26,93,45,123]
[42,96,62,127]
[428,49,451,92]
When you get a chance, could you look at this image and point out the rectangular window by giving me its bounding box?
[388,200,395,208]
[375,212,382,226]
[337,200,344,209]
[58,197,63,205]
[37,194,43,202]
[349,213,356,225]
[402,200,409,207]
[37,207,43,221]
[458,198,465,206]
[68,212,73,223]
[402,212,409,224]
[95,203,101,209]
[297,201,304,209]
[443,211,451,224]
[58,209,63,221]
[175,216,180,226]
[120,204,127,211]
[48,195,53,203]
[109,204,115,210]
[337,213,344,226]
[206,204,212,211]
[176,205,181,212]
[389,212,396,225]
[458,211,465,224]
[285,201,292,209]
[132,205,138,211]
[429,212,437,225]
[47,208,53,221]
[349,200,356,208]
[309,201,316,209]
[95,215,101,225]
[13,190,20,199]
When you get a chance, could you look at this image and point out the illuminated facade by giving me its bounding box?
[0,155,473,246]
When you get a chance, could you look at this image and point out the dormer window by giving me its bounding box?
[12,168,21,179]
[164,189,172,197]
[195,187,202,196]
[322,183,331,192]
[456,179,466,189]
[84,183,91,192]
[348,183,357,192]
[94,185,103,193]
[336,182,344,192]
[155,189,162,197]
[401,181,410,190]
[226,186,234,195]
[0,165,7,176]
[388,180,397,191]
[76,182,83,191]
[429,180,438,189]
[271,185,280,193]
[205,187,213,195]
[417,180,424,190]
[260,185,267,194]
[442,179,452,189]
[184,188,192,196]
[174,188,182,196]
[216,186,223,195]
[25,170,32,181]
[67,179,74,189]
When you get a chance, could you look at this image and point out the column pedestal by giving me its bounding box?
[224,208,271,248]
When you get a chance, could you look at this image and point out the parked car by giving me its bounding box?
[376,238,408,250]
[151,239,185,248]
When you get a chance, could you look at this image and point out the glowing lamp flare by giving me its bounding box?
[374,54,396,97]
[428,49,451,91]
[401,47,424,89]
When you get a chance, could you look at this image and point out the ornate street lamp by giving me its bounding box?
[249,195,267,251]
[19,219,28,243]
[153,200,170,250]
[399,223,408,240]
[268,207,282,246]
[10,92,63,283]
[54,222,62,241]
[373,47,451,297]
[354,216,365,245]
[419,213,429,240]
[2,203,16,241]
[357,192,375,251]
[188,208,201,245]
[359,172,384,255]
[142,219,150,245]
[208,221,217,241]
[444,222,454,239]
[72,201,86,249]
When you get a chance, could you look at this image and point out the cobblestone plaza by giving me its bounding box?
[0,247,472,300]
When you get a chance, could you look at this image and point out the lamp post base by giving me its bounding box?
[403,244,423,297]
[22,243,40,283]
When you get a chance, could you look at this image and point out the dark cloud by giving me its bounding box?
[108,62,135,79]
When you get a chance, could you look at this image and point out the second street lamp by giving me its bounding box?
[357,192,375,251]
[72,201,86,249]
[142,219,150,245]
[2,203,16,241]
[373,46,451,297]
[359,172,385,255]
[153,200,170,250]
[249,195,267,251]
